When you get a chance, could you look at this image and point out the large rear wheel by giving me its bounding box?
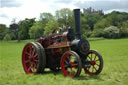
[22,42,46,74]
[61,51,82,77]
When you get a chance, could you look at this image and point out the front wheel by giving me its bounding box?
[83,50,103,75]
[60,51,82,77]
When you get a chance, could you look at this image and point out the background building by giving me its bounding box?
[83,7,104,15]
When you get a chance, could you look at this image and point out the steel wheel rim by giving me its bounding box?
[22,43,38,74]
[61,53,79,77]
[84,51,101,74]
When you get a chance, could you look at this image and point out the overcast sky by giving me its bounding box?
[0,0,128,26]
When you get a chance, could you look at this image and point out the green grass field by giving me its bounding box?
[0,38,128,85]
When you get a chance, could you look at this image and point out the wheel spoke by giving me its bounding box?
[64,59,69,64]
[88,56,92,61]
[64,64,69,68]
[31,63,36,72]
[25,60,30,64]
[96,59,99,62]
[29,47,32,56]
[88,67,91,72]
[70,67,72,71]
[25,62,31,69]
[90,66,93,72]
[28,63,33,71]
[72,63,78,67]
[70,62,74,71]
[94,55,96,61]
[91,53,93,60]
[34,53,38,58]
[67,56,71,62]
[25,51,31,56]
[95,64,100,66]
[33,62,37,69]
[34,56,38,62]
[32,48,36,57]
[93,65,97,72]
[73,64,78,69]
[34,55,38,59]
[34,59,38,63]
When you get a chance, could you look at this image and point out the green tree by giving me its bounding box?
[0,24,9,40]
[9,23,19,40]
[103,26,120,38]
[121,20,128,28]
[120,20,128,37]
[3,34,11,41]
[40,13,54,21]
[94,11,128,30]
[39,12,54,30]
[94,18,111,30]
[29,21,44,39]
[81,13,90,33]
[44,20,59,36]
[55,8,73,27]
[18,18,35,40]
[39,13,54,26]
[84,14,103,31]
[106,11,128,27]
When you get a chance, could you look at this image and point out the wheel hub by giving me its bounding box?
[30,57,33,62]
[91,61,96,65]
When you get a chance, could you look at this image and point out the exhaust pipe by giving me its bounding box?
[74,9,81,39]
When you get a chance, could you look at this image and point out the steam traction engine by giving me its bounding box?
[22,9,103,77]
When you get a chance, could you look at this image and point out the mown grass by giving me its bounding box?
[0,38,128,85]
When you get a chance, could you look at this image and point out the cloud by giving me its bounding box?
[0,0,64,26]
[0,0,77,25]
[74,0,128,12]
[54,0,73,4]
[0,14,8,18]
[0,0,128,26]
[105,8,128,14]
[1,0,23,8]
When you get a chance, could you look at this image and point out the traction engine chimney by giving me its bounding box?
[74,9,81,39]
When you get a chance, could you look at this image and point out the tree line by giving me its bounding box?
[0,8,128,41]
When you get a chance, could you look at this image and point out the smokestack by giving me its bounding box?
[74,9,81,39]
